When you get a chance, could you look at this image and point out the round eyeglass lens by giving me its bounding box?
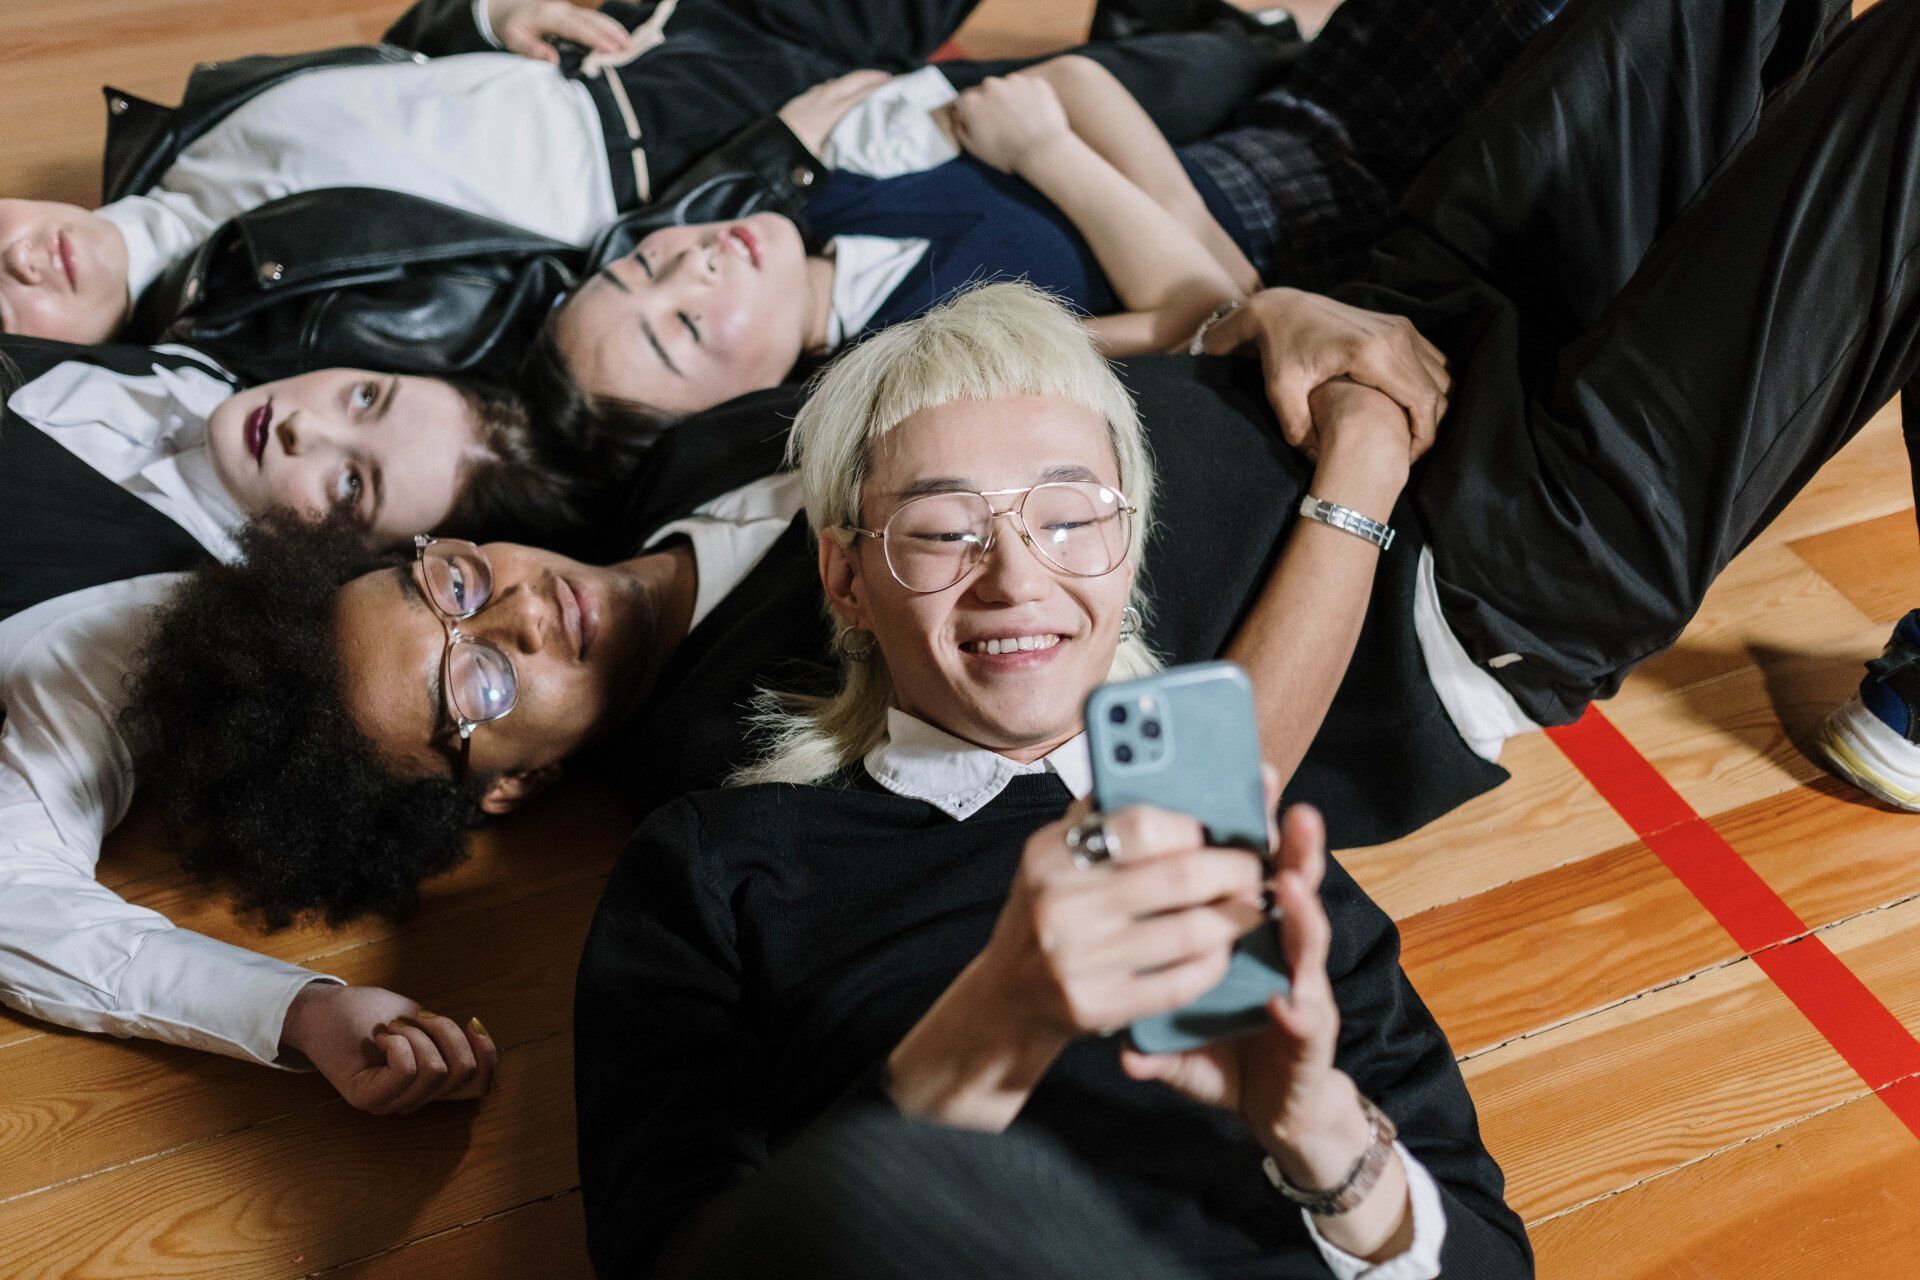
[448,640,517,725]
[884,492,991,592]
[1023,483,1129,577]
[422,541,493,618]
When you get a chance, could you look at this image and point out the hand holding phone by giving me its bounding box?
[1085,661,1290,1053]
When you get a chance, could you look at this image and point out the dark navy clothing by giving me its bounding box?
[802,159,1123,336]
[802,151,1255,341]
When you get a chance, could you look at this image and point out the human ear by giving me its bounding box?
[477,762,565,815]
[818,530,867,631]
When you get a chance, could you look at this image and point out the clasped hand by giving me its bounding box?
[1200,288,1451,464]
[282,982,497,1116]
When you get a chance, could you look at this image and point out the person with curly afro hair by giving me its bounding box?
[122,516,490,929]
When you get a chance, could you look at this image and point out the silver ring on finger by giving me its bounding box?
[1065,813,1120,870]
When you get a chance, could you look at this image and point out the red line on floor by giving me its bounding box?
[1547,705,1920,1139]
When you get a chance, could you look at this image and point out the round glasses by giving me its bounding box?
[414,535,518,776]
[842,482,1136,594]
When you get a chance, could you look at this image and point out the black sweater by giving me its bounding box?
[591,355,1510,850]
[574,771,1531,1279]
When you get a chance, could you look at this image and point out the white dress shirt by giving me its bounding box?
[863,708,1448,1280]
[643,470,807,628]
[0,574,334,1066]
[95,46,616,302]
[6,350,247,562]
[0,359,789,1064]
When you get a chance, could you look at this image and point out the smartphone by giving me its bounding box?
[1085,660,1290,1054]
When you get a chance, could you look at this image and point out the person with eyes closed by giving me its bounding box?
[0,0,1009,349]
[529,0,1573,430]
[0,332,587,1119]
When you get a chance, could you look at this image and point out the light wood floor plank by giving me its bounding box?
[0,1033,576,1280]
[1529,1090,1920,1279]
[0,876,603,1203]
[1341,729,1636,918]
[322,1191,592,1280]
[1400,839,1735,1057]
[1466,896,1920,1222]
[1790,508,1920,626]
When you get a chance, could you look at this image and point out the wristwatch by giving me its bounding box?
[1262,1094,1399,1216]
[1298,494,1395,551]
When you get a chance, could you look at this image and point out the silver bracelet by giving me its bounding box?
[1187,299,1243,356]
[1298,495,1395,551]
[1262,1094,1399,1217]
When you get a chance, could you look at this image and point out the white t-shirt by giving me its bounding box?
[96,53,616,300]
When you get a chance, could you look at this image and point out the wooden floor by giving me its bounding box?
[4,1,1917,1276]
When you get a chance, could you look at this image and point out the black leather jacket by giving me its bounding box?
[132,116,824,382]
[112,0,823,382]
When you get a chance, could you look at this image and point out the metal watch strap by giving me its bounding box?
[1298,494,1395,551]
[1262,1095,1399,1216]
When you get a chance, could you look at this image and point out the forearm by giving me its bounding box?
[1018,134,1241,332]
[1223,392,1409,786]
[1027,57,1258,293]
[885,955,1069,1131]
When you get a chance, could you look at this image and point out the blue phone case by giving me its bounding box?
[1085,661,1290,1054]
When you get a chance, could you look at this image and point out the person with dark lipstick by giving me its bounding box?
[0,332,584,1116]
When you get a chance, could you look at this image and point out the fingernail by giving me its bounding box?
[469,1015,491,1039]
[416,1011,440,1022]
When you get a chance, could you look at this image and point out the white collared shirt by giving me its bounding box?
[7,350,248,562]
[643,471,807,628]
[862,706,1448,1280]
[813,67,962,350]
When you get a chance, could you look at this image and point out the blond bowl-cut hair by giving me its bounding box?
[733,281,1161,788]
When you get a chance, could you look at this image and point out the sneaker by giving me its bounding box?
[1817,609,1920,811]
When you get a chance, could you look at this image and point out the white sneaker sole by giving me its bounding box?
[1817,693,1920,812]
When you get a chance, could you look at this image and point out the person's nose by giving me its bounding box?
[969,511,1053,605]
[480,582,553,658]
[2,237,42,285]
[275,408,348,460]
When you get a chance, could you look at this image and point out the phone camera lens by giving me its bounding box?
[1108,704,1129,725]
[1115,744,1134,764]
[1142,719,1162,739]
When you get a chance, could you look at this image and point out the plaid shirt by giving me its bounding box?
[1184,0,1566,291]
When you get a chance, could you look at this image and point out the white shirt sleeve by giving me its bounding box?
[1302,1143,1447,1280]
[643,471,808,629]
[0,578,338,1068]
